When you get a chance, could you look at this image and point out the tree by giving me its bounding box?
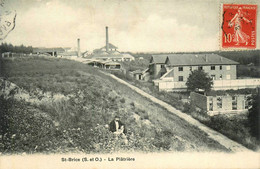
[248,90,260,140]
[186,69,213,93]
[0,43,33,54]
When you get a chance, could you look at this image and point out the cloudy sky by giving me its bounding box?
[1,0,260,52]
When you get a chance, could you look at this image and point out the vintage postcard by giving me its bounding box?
[0,0,260,169]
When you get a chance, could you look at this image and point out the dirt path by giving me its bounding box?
[100,71,251,152]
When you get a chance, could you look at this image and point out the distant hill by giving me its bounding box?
[209,50,260,66]
[175,50,260,66]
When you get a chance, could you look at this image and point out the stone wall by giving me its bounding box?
[190,92,208,110]
[191,91,249,115]
[157,78,260,91]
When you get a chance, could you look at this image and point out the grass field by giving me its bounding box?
[0,56,228,154]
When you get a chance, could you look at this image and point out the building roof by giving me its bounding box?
[121,53,135,59]
[33,47,65,53]
[110,50,121,54]
[167,54,239,66]
[91,53,135,59]
[91,54,121,58]
[59,51,77,56]
[81,59,120,66]
[131,68,149,75]
[100,60,120,65]
[131,69,143,74]
[82,50,88,54]
[152,54,239,66]
[101,43,118,49]
[160,68,174,79]
[99,51,109,55]
[150,55,168,64]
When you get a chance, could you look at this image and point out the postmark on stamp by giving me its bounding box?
[0,0,16,41]
[221,4,257,49]
[0,0,5,7]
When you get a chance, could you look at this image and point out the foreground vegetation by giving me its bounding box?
[0,57,155,153]
[0,56,227,154]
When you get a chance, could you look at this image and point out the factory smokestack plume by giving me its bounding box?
[106,26,109,52]
[77,38,81,57]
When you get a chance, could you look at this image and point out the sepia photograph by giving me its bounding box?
[0,0,259,168]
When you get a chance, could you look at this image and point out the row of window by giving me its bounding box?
[178,65,230,71]
[178,74,231,81]
[211,74,231,80]
[209,96,248,111]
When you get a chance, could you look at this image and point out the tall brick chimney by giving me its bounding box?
[77,38,81,57]
[106,26,109,52]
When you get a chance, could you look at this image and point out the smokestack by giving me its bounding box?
[77,38,81,57]
[106,26,109,52]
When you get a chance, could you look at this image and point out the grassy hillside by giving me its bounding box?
[0,56,228,154]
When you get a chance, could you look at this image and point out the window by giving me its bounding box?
[178,76,183,81]
[149,65,154,74]
[178,67,183,71]
[245,101,249,109]
[226,74,230,79]
[209,97,213,111]
[220,74,223,80]
[226,65,230,70]
[198,66,203,70]
[138,74,142,80]
[217,97,222,109]
[232,96,237,110]
[190,66,192,71]
[161,65,164,68]
[211,66,215,70]
[211,75,216,80]
[220,65,222,70]
[209,103,213,111]
[245,96,249,109]
[160,72,165,77]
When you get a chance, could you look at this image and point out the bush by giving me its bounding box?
[130,102,135,107]
[183,102,191,114]
[143,114,149,120]
[152,129,174,151]
[248,92,260,140]
[120,98,125,103]
[203,114,259,150]
[0,97,61,153]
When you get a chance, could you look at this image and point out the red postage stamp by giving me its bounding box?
[221,4,257,49]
